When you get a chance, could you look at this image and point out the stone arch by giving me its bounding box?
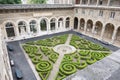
[50,18,56,30]
[40,19,47,31]
[74,17,78,29]
[5,22,15,38]
[80,18,85,31]
[115,26,120,45]
[39,17,49,31]
[86,19,93,34]
[58,17,64,29]
[18,21,27,35]
[94,21,103,37]
[103,23,115,41]
[65,17,70,28]
[29,20,37,33]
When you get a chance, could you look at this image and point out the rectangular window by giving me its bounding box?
[76,9,78,13]
[82,9,85,14]
[99,10,103,16]
[110,12,115,18]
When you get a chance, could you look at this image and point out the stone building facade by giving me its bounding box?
[0,0,120,80]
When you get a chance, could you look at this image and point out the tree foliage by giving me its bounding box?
[0,0,21,4]
[27,0,46,4]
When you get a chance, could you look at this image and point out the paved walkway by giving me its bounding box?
[8,42,37,80]
[65,49,120,80]
[65,34,72,45]
[48,34,73,80]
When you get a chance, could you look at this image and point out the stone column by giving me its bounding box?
[100,25,105,40]
[56,19,58,31]
[92,23,96,36]
[63,19,66,30]
[37,23,40,34]
[87,0,90,5]
[111,28,117,44]
[107,0,111,6]
[80,0,82,4]
[15,25,19,37]
[26,22,30,36]
[96,0,99,6]
[84,22,87,33]
[77,19,80,31]
[47,20,50,34]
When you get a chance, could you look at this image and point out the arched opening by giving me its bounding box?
[80,18,85,32]
[40,19,47,31]
[5,22,15,37]
[65,17,70,29]
[58,18,63,29]
[74,17,78,29]
[29,20,37,33]
[94,21,103,37]
[18,21,27,35]
[50,18,56,30]
[115,27,120,45]
[103,23,114,41]
[86,19,93,34]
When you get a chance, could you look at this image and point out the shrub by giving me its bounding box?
[86,58,96,65]
[36,60,52,72]
[49,53,59,63]
[75,61,87,69]
[59,62,77,75]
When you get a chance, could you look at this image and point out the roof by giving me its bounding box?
[0,4,74,9]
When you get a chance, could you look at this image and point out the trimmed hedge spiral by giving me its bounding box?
[49,53,59,63]
[36,60,52,72]
[91,52,104,60]
[75,62,87,69]
[59,62,77,75]
[86,58,96,65]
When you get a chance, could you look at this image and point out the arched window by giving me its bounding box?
[58,18,63,28]
[5,22,15,37]
[74,17,78,29]
[50,18,56,30]
[65,17,70,28]
[18,21,27,34]
[29,20,37,33]
[40,19,47,31]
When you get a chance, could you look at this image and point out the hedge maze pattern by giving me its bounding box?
[22,34,68,80]
[22,34,111,80]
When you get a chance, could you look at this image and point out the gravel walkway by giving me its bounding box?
[48,34,73,80]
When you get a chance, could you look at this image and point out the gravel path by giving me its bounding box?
[48,34,73,80]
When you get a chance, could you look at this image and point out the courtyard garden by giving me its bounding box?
[22,34,111,80]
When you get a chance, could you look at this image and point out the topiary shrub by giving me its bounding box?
[29,53,35,58]
[91,52,105,60]
[32,57,41,64]
[49,53,59,63]
[79,50,90,56]
[36,60,52,72]
[75,61,87,69]
[59,62,77,76]
[86,58,97,65]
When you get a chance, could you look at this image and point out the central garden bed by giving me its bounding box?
[22,34,111,80]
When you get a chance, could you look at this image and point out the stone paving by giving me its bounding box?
[64,49,120,80]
